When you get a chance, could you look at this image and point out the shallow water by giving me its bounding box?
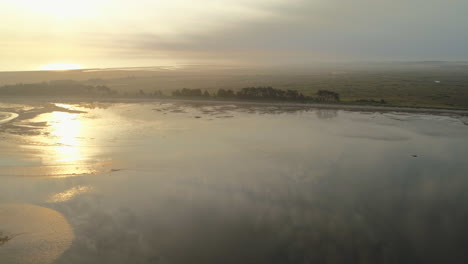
[1,102,468,264]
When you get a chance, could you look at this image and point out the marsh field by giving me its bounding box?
[1,63,468,109]
[0,100,468,264]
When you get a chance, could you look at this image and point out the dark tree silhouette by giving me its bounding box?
[233,87,307,101]
[153,90,164,97]
[217,89,236,98]
[317,90,340,102]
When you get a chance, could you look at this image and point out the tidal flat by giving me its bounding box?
[0,101,468,264]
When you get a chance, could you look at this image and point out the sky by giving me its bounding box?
[1,0,467,71]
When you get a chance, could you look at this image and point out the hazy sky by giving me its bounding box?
[1,0,467,71]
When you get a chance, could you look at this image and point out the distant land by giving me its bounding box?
[1,62,467,109]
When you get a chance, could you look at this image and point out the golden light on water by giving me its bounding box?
[13,104,116,177]
[48,111,83,162]
[40,63,83,71]
[48,185,95,203]
[38,107,114,177]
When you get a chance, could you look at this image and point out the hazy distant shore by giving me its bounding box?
[1,96,468,116]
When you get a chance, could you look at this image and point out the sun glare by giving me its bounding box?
[49,111,83,162]
[40,63,83,71]
[6,0,102,19]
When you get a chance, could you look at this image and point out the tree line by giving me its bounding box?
[0,81,342,103]
[170,87,341,102]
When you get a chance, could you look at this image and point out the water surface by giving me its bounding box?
[1,102,467,264]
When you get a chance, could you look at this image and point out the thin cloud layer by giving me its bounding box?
[0,0,467,70]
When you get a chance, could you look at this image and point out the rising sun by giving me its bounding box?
[40,63,83,71]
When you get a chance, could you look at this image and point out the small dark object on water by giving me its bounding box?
[0,235,11,246]
[0,232,20,246]
[412,155,418,158]
[194,116,201,119]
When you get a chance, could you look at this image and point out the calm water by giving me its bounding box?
[1,102,468,264]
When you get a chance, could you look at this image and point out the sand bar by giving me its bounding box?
[0,112,19,124]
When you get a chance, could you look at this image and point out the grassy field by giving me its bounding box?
[1,63,467,109]
[74,69,468,109]
[276,71,468,108]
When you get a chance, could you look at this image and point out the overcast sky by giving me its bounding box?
[1,0,467,70]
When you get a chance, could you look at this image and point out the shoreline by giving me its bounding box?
[1,96,468,116]
[155,98,468,116]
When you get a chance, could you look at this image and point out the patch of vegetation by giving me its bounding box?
[3,69,468,110]
[172,87,340,103]
[355,99,387,105]
[172,88,210,97]
[119,71,468,109]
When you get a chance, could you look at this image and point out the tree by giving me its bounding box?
[153,90,164,97]
[317,90,340,102]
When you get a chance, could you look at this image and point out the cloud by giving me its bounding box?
[1,0,468,69]
[82,0,468,64]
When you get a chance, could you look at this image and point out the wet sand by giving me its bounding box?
[153,98,468,116]
[1,96,468,116]
[0,204,74,264]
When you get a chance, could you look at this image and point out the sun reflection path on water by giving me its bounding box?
[11,103,124,177]
[21,104,115,177]
[48,111,83,163]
